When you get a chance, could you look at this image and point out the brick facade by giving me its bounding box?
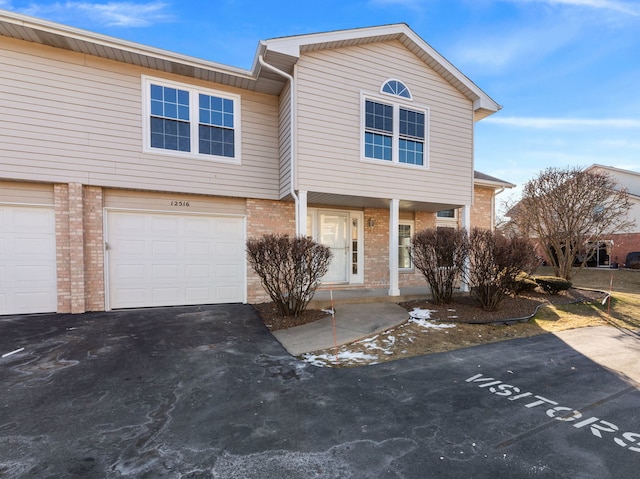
[599,233,640,267]
[246,198,296,303]
[48,185,500,311]
[54,183,105,313]
[471,186,494,230]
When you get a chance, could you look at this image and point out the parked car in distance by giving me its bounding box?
[624,252,640,269]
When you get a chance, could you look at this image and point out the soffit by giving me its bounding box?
[0,11,287,95]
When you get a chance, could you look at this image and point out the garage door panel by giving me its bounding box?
[10,208,54,233]
[152,241,180,256]
[216,241,243,256]
[185,241,211,256]
[185,287,211,302]
[152,264,180,279]
[115,239,147,256]
[151,216,181,233]
[107,211,244,309]
[185,264,210,279]
[216,286,243,302]
[185,217,214,235]
[215,217,243,235]
[14,264,56,283]
[0,206,57,315]
[114,264,146,280]
[217,263,243,280]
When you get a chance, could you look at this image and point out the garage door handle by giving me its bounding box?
[105,242,110,251]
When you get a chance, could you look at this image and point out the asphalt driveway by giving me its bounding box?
[1,305,639,478]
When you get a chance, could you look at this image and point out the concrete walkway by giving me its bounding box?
[271,302,410,356]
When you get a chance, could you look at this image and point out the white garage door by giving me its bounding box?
[106,211,245,309]
[0,205,57,315]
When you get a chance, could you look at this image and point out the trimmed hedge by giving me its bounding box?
[534,276,572,295]
[513,272,538,295]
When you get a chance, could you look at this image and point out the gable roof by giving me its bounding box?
[0,11,500,121]
[259,24,501,121]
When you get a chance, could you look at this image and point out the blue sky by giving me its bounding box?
[1,0,639,208]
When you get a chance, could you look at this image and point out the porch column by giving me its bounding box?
[297,190,307,237]
[388,198,400,296]
[461,204,471,292]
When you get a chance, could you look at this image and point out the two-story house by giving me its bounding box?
[0,10,510,315]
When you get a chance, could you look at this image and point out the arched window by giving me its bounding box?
[381,79,412,100]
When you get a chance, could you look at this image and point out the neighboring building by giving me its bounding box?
[0,11,509,315]
[583,165,640,267]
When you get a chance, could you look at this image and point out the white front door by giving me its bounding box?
[319,211,349,283]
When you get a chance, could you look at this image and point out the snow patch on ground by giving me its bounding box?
[300,308,457,368]
[302,350,379,367]
[409,308,456,329]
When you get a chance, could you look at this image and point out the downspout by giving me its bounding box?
[493,186,506,231]
[258,55,300,234]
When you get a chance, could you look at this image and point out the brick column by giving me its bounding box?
[54,184,71,313]
[83,186,104,311]
[68,183,86,313]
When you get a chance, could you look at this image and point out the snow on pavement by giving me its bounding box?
[301,308,456,368]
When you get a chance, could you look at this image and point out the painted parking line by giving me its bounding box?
[466,372,640,453]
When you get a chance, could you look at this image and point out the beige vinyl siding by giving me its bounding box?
[0,37,280,199]
[295,40,474,205]
[0,181,54,205]
[104,189,246,215]
[278,81,292,199]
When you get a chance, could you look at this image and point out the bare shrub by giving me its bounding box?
[467,229,539,311]
[246,234,332,317]
[410,228,469,305]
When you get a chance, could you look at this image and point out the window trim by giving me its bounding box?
[142,75,241,164]
[398,220,414,271]
[360,91,429,169]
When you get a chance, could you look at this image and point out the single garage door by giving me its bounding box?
[106,211,245,309]
[0,205,57,315]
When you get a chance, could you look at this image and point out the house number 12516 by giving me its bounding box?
[170,201,190,207]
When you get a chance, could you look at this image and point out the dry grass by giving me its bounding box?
[302,267,640,367]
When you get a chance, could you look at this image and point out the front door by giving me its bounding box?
[319,211,349,283]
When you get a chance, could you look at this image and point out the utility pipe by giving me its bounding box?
[258,55,300,235]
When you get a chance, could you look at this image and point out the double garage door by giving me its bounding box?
[106,211,245,309]
[0,205,57,315]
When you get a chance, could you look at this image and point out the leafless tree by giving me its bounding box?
[506,166,634,280]
[246,234,332,317]
[410,228,469,304]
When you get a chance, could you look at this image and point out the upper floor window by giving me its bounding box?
[143,76,240,162]
[381,79,412,100]
[363,98,427,167]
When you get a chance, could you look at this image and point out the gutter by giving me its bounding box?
[258,55,300,234]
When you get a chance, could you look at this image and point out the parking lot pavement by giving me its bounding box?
[1,306,639,478]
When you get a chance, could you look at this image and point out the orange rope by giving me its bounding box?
[331,290,338,363]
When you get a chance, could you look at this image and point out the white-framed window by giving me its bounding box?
[437,209,456,219]
[399,221,414,270]
[362,81,428,168]
[142,76,241,163]
[436,208,458,229]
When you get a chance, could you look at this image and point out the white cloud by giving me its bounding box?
[20,2,173,27]
[507,0,640,16]
[484,116,640,129]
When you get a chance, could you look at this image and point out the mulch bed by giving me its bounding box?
[253,288,607,331]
